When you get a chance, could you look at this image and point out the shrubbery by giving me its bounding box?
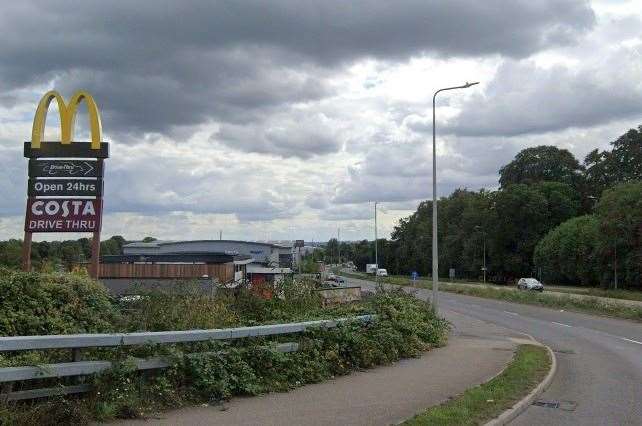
[0,267,120,336]
[0,270,448,425]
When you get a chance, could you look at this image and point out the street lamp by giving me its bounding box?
[432,82,479,314]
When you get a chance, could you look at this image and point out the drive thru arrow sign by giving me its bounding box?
[28,159,102,178]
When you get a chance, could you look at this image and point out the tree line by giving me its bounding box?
[0,236,130,272]
[334,125,642,289]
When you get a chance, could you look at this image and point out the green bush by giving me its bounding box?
[123,282,239,331]
[0,267,120,336]
[534,215,600,286]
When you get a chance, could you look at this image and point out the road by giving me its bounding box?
[345,276,642,425]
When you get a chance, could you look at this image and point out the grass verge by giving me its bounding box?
[404,344,550,426]
[350,271,642,304]
[341,272,642,322]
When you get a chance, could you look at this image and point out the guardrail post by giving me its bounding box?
[0,382,13,404]
[72,348,82,362]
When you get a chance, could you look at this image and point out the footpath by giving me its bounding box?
[116,309,527,426]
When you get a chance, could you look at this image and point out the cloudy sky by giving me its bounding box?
[1,0,641,242]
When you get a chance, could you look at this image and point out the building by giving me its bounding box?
[100,240,294,295]
[123,240,294,268]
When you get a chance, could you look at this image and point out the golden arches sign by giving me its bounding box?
[31,90,103,149]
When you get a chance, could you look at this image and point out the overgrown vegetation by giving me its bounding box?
[404,344,550,425]
[0,267,120,337]
[0,269,448,425]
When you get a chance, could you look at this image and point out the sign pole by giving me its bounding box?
[21,231,32,272]
[91,230,101,279]
[90,157,104,279]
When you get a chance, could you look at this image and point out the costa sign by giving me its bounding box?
[25,199,102,232]
[22,90,109,278]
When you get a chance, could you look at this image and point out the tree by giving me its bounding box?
[595,181,642,289]
[534,215,600,286]
[0,239,23,269]
[391,200,433,276]
[325,238,339,264]
[584,126,642,199]
[101,236,127,255]
[488,182,580,281]
[499,145,584,190]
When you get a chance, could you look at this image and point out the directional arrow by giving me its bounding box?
[29,160,103,178]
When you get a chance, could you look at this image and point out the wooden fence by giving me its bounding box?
[0,315,375,402]
[99,262,234,282]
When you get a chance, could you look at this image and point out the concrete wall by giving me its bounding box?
[315,286,362,307]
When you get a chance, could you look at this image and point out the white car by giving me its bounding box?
[517,278,544,292]
[376,268,388,277]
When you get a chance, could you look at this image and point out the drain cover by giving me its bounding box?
[553,349,576,354]
[533,399,577,411]
[533,400,560,409]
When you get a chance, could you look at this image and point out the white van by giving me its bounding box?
[376,268,388,277]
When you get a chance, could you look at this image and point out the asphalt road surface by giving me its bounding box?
[346,276,642,426]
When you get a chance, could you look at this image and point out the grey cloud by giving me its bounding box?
[98,146,300,222]
[0,145,27,216]
[0,1,594,144]
[323,204,374,221]
[333,137,514,204]
[447,45,642,137]
[216,112,342,158]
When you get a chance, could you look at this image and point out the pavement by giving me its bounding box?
[115,303,524,425]
[351,276,642,426]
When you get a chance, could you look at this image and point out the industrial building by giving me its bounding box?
[122,240,294,267]
[99,240,295,294]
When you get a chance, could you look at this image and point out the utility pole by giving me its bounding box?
[219,230,222,240]
[375,201,379,272]
[337,228,341,266]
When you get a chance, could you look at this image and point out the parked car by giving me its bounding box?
[376,268,388,277]
[517,278,544,292]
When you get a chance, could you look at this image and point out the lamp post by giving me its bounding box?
[374,201,378,282]
[432,82,479,314]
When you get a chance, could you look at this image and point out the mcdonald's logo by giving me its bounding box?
[31,90,102,150]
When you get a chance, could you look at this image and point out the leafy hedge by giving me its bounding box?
[0,267,120,336]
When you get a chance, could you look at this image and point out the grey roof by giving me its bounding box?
[123,240,292,249]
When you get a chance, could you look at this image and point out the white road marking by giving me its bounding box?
[503,311,518,316]
[618,337,642,345]
[551,321,572,328]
